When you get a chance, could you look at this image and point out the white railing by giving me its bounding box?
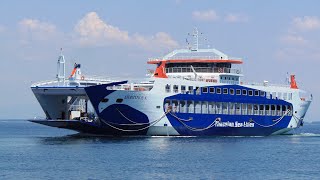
[165,67,241,74]
[242,82,290,88]
[148,56,242,62]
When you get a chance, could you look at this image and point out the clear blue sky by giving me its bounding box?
[0,0,318,121]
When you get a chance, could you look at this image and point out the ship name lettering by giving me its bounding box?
[124,95,147,100]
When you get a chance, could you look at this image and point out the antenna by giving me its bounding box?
[192,27,199,51]
[186,28,211,50]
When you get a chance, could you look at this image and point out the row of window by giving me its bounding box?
[165,99,293,116]
[165,84,293,101]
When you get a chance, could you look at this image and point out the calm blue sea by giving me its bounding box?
[0,120,320,180]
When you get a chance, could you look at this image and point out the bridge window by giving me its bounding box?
[209,87,215,93]
[230,88,235,95]
[260,91,266,97]
[248,90,253,96]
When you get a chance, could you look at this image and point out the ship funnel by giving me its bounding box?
[69,63,83,80]
[290,75,298,89]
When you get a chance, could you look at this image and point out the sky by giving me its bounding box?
[0,0,319,121]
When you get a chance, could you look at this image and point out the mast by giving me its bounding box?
[56,48,66,85]
[193,27,199,51]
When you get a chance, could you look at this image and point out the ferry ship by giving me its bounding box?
[30,51,115,132]
[84,28,312,136]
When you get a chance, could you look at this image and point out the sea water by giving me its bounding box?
[0,120,320,180]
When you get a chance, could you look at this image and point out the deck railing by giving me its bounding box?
[165,67,241,74]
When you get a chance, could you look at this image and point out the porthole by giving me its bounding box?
[101,98,109,102]
[116,98,123,103]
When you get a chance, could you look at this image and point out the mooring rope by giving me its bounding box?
[250,110,290,128]
[168,111,221,131]
[99,110,169,132]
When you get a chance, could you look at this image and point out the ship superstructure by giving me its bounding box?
[30,52,114,130]
[84,28,312,136]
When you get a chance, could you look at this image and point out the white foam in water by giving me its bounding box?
[293,133,320,137]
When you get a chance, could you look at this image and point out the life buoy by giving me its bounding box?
[81,76,85,80]
[218,68,223,73]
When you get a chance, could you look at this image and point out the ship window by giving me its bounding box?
[196,87,201,95]
[283,93,287,100]
[266,92,270,99]
[236,89,241,95]
[165,84,171,93]
[223,88,228,94]
[202,87,208,93]
[278,92,282,99]
[248,104,253,115]
[195,101,201,113]
[254,90,259,96]
[116,98,123,103]
[282,105,287,112]
[188,86,193,94]
[101,98,109,102]
[222,102,228,114]
[164,99,171,111]
[187,101,194,113]
[229,103,235,115]
[230,88,235,95]
[173,85,179,93]
[248,90,253,96]
[288,93,292,100]
[209,87,215,93]
[242,104,247,115]
[260,91,266,97]
[179,101,186,113]
[202,101,208,114]
[216,88,221,94]
[172,100,179,112]
[181,85,186,94]
[242,89,247,96]
[272,92,276,99]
